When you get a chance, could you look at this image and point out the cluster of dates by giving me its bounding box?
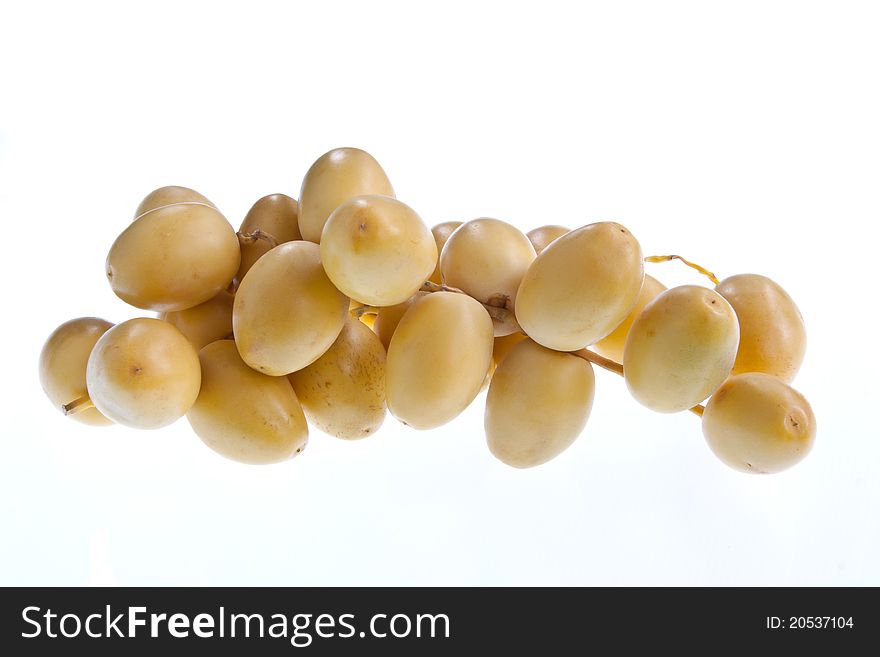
[39,148,815,473]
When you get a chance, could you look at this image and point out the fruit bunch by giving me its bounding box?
[38,148,816,473]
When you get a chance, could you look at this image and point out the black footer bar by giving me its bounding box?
[1,586,874,653]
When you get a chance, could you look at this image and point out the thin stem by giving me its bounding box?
[645,255,720,285]
[485,306,520,335]
[237,229,279,248]
[571,348,705,418]
[419,281,467,295]
[350,304,379,319]
[419,281,521,333]
[571,348,623,376]
[63,395,95,416]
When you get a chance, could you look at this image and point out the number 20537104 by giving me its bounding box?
[766,617,854,629]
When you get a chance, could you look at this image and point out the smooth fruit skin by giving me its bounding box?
[515,222,644,351]
[386,292,494,429]
[39,317,114,426]
[440,217,536,306]
[107,203,241,312]
[492,331,528,367]
[715,274,806,383]
[485,339,595,469]
[240,193,301,242]
[593,275,666,363]
[160,290,234,351]
[428,221,463,284]
[526,225,569,255]
[289,318,387,440]
[187,340,308,465]
[624,285,740,413]
[321,195,437,306]
[702,372,816,474]
[134,185,215,218]
[372,291,427,351]
[86,318,201,429]
[233,241,348,376]
[298,147,394,243]
[235,193,302,284]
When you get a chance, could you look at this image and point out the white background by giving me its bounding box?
[1,0,878,586]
